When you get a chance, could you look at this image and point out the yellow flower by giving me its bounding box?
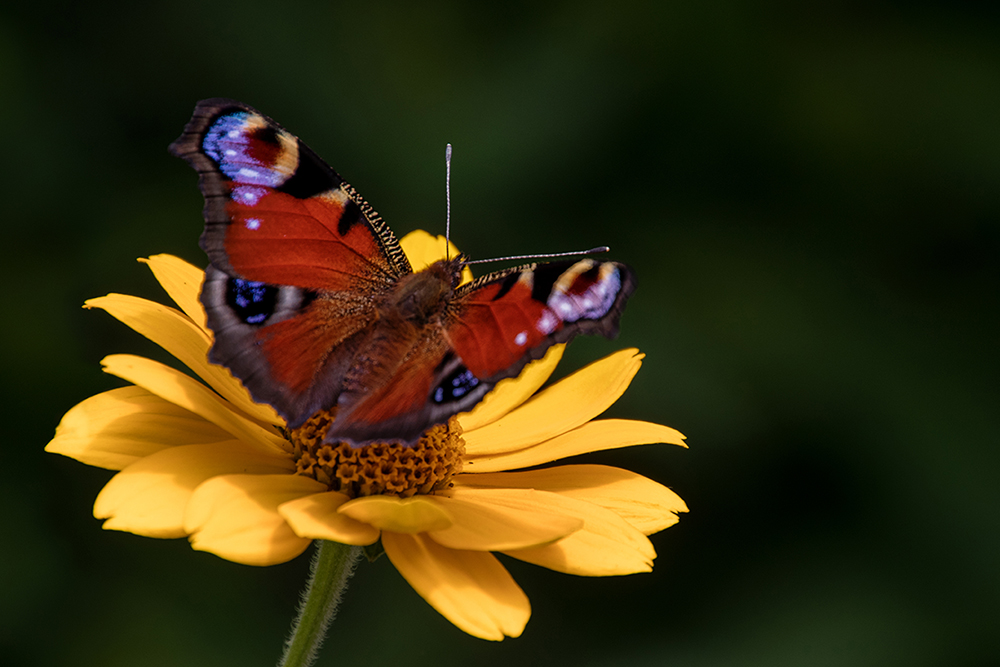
[47,232,688,641]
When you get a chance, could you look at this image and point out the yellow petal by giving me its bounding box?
[502,493,655,576]
[455,465,688,535]
[46,386,232,470]
[337,495,452,534]
[463,349,645,456]
[183,474,325,566]
[278,492,380,545]
[428,487,582,551]
[87,294,282,427]
[95,441,293,538]
[463,418,686,473]
[399,230,472,284]
[100,354,286,455]
[383,532,529,640]
[140,254,207,330]
[458,345,564,431]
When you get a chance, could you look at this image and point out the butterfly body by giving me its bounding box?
[170,99,636,447]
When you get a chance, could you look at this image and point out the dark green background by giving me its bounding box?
[3,2,997,666]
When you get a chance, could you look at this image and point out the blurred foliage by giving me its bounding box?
[2,1,997,666]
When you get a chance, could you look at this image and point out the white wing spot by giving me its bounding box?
[231,185,266,206]
[515,331,528,346]
[537,309,559,335]
[245,218,261,230]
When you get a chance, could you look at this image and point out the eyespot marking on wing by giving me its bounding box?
[226,278,278,325]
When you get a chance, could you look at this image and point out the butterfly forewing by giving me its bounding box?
[448,258,636,382]
[169,98,410,291]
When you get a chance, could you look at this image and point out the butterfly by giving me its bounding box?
[169,99,636,447]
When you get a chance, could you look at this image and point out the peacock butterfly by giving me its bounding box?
[169,99,636,447]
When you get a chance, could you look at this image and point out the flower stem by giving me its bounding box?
[278,540,362,667]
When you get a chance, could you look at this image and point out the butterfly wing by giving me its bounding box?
[447,258,637,382]
[323,257,637,446]
[169,99,412,428]
[323,325,464,446]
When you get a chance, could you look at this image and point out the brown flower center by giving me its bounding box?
[285,410,465,499]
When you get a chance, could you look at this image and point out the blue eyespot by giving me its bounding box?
[226,278,277,325]
[433,365,480,404]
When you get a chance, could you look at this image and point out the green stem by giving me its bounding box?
[278,540,362,667]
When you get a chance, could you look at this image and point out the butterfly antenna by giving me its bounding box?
[445,143,453,262]
[464,245,611,266]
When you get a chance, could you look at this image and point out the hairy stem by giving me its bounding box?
[278,541,362,667]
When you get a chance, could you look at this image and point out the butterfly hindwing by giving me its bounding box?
[200,265,380,427]
[322,334,495,446]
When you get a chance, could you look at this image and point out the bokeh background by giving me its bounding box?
[3,2,998,666]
